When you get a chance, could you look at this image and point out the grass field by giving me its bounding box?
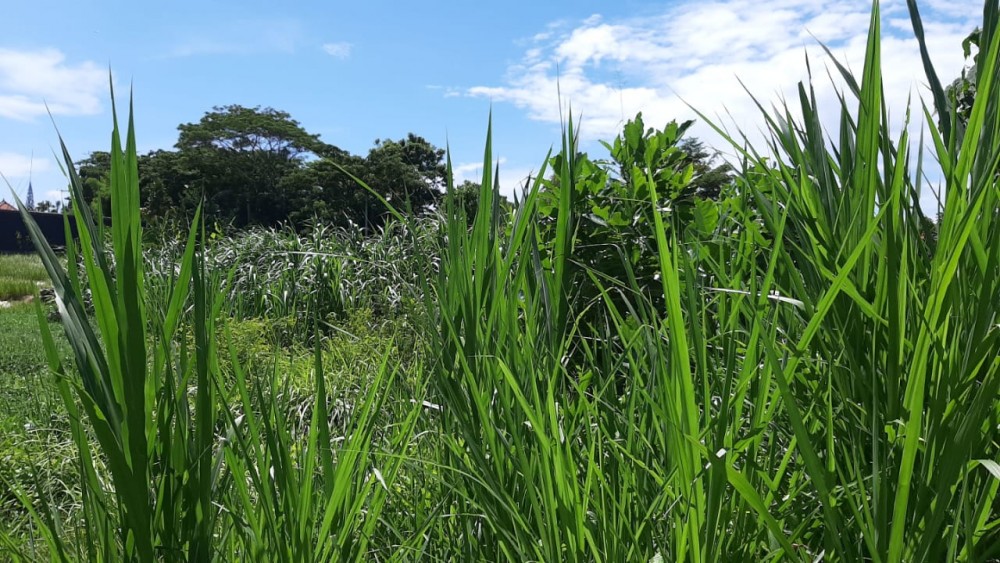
[0,300,71,549]
[0,254,60,446]
[0,254,49,301]
[2,1,1000,561]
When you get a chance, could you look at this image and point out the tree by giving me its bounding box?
[275,135,448,231]
[946,28,981,136]
[447,180,512,227]
[74,106,449,232]
[278,155,369,228]
[34,200,57,213]
[354,134,445,228]
[76,151,112,216]
[678,138,734,200]
[78,148,204,228]
[453,180,485,222]
[138,150,201,226]
[174,105,343,227]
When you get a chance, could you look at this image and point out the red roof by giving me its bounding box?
[0,200,16,211]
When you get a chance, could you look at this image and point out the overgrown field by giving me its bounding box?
[0,254,49,302]
[3,1,1000,560]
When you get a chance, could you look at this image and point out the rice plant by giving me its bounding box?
[416,1,1000,560]
[685,1,1000,558]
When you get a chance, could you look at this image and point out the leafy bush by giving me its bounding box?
[536,115,730,315]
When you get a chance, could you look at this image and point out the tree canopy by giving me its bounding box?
[172,105,345,227]
[75,105,448,231]
[175,105,339,159]
[74,105,729,236]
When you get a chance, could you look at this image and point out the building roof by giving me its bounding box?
[0,200,16,211]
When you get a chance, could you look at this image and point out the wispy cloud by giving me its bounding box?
[451,159,507,185]
[168,18,304,57]
[322,42,353,59]
[452,157,539,196]
[467,0,978,145]
[466,0,979,209]
[451,160,492,181]
[0,48,105,120]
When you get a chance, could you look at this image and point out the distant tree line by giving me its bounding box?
[73,105,735,234]
[74,105,448,232]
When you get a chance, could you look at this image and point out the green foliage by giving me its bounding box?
[691,0,1000,558]
[279,133,447,230]
[4,93,421,561]
[947,27,982,136]
[76,106,448,232]
[0,279,36,301]
[423,111,736,560]
[277,156,369,228]
[144,218,437,344]
[420,1,1000,558]
[5,2,1000,560]
[136,149,200,229]
[0,254,51,284]
[75,152,112,217]
[355,133,445,225]
[175,105,336,157]
[171,105,341,227]
[677,137,735,200]
[0,253,51,301]
[537,113,730,326]
[0,298,73,556]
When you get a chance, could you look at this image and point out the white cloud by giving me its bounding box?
[497,166,540,198]
[452,158,512,187]
[452,157,539,197]
[470,0,977,139]
[451,160,493,183]
[467,0,980,211]
[322,42,353,59]
[0,48,105,120]
[922,0,984,19]
[0,152,50,179]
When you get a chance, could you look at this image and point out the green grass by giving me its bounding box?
[0,304,55,374]
[3,1,1000,560]
[0,303,66,430]
[0,301,71,425]
[0,254,50,301]
[0,255,72,549]
[0,279,37,302]
[0,254,50,283]
[0,301,74,557]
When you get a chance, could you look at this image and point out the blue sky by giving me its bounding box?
[0,0,982,211]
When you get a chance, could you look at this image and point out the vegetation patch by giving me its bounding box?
[2,2,999,560]
[0,254,50,301]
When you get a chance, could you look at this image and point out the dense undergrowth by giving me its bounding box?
[3,0,1000,560]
